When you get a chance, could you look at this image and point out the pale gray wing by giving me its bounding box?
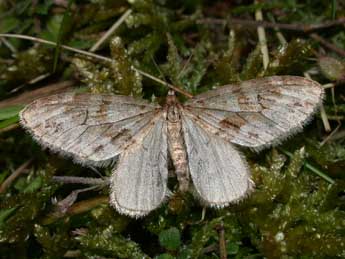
[20,92,161,166]
[110,116,168,217]
[184,76,323,150]
[182,114,253,207]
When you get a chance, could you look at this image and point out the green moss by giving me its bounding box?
[240,44,263,80]
[212,30,241,84]
[158,227,181,251]
[76,225,149,258]
[265,39,313,76]
[0,47,54,92]
[0,168,56,243]
[241,148,345,258]
[109,37,142,96]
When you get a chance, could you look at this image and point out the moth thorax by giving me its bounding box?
[167,105,181,123]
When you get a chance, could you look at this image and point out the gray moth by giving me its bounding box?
[20,76,324,217]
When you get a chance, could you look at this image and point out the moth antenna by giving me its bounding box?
[151,56,168,84]
[177,48,195,80]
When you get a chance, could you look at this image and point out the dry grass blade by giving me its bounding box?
[0,159,33,194]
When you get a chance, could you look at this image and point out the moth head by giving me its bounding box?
[166,90,177,105]
[168,90,175,96]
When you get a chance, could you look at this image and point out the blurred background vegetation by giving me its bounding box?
[0,0,345,258]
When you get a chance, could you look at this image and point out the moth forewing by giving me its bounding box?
[20,92,161,166]
[184,76,324,150]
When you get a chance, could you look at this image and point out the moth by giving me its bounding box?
[20,76,323,217]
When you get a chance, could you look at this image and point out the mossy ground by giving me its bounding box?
[0,1,345,258]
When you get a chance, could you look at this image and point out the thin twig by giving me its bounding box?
[200,17,345,33]
[0,159,33,193]
[10,72,52,94]
[267,13,287,45]
[319,104,332,132]
[41,196,109,225]
[320,122,341,146]
[310,33,345,57]
[53,185,103,214]
[0,123,19,134]
[89,9,132,52]
[0,34,112,62]
[1,37,17,53]
[0,80,74,108]
[320,82,341,146]
[27,73,51,85]
[304,72,331,132]
[327,129,345,141]
[201,207,206,222]
[255,3,269,69]
[216,222,227,259]
[0,33,193,98]
[323,83,335,89]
